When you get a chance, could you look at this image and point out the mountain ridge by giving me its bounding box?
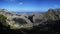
[0,8,60,34]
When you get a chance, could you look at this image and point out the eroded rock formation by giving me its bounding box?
[0,9,60,34]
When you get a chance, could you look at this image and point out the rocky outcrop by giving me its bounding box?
[0,9,33,29]
[0,9,60,34]
[0,9,60,29]
[33,9,60,26]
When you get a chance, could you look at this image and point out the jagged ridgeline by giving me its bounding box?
[0,9,33,29]
[0,9,60,34]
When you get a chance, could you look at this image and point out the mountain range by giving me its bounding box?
[0,9,60,34]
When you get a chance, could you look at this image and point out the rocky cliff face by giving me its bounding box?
[0,9,60,34]
[0,9,33,29]
[33,9,60,26]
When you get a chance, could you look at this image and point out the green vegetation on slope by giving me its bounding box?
[0,14,7,26]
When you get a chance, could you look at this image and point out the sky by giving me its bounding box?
[0,0,60,12]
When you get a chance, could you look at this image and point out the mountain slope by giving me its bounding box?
[0,9,60,34]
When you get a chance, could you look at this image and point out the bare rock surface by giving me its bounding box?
[0,9,60,34]
[0,9,60,30]
[0,9,33,29]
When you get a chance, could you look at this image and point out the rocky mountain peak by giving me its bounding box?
[47,9,60,15]
[0,9,60,30]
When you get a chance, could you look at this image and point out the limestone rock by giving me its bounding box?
[0,9,33,29]
[33,9,60,26]
[0,8,60,30]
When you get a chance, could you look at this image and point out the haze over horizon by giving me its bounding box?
[0,0,60,12]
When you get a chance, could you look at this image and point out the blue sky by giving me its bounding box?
[0,0,60,12]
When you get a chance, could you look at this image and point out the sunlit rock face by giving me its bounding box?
[33,14,44,26]
[47,9,60,14]
[32,9,60,26]
[0,8,60,31]
[6,16,33,29]
[0,9,33,29]
[45,9,60,20]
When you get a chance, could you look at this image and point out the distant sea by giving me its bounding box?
[16,12,45,14]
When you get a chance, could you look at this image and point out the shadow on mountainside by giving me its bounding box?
[0,20,60,34]
[0,9,60,34]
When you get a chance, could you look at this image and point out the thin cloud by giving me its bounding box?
[19,2,23,5]
[5,0,15,2]
[54,4,59,8]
